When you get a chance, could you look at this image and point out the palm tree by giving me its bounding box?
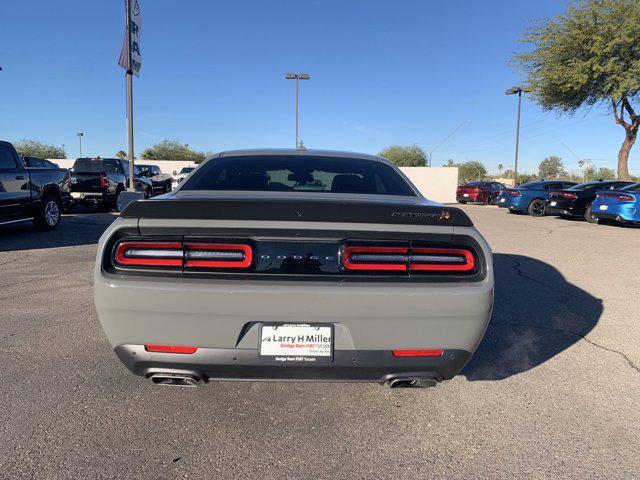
[497,163,504,176]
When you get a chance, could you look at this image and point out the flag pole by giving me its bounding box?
[125,0,135,191]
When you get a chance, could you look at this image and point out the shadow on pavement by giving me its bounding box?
[0,212,116,252]
[462,253,603,381]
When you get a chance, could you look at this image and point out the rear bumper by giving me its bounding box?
[594,212,638,224]
[115,344,471,383]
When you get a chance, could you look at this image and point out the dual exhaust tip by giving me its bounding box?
[387,377,438,389]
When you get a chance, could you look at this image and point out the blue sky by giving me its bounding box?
[1,0,636,175]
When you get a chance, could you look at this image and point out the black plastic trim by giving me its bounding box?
[114,345,472,383]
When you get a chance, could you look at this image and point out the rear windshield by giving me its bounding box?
[518,181,544,189]
[72,158,121,173]
[181,155,416,196]
[569,182,607,191]
[621,183,640,192]
[180,167,195,174]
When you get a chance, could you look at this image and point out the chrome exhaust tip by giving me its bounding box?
[149,372,201,387]
[388,377,438,389]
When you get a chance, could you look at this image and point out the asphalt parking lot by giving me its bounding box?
[1,206,639,479]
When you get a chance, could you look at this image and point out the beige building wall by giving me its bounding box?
[400,167,459,203]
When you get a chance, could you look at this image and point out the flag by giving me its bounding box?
[118,0,142,77]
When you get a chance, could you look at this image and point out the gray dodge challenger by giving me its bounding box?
[94,149,493,388]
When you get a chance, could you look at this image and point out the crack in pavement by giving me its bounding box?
[505,254,640,375]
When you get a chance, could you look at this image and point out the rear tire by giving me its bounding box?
[34,193,61,230]
[483,194,493,206]
[584,204,598,223]
[459,200,467,204]
[528,199,546,217]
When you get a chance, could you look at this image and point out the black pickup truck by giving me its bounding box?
[0,140,70,230]
[70,157,152,210]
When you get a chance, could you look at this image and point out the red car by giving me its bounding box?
[456,181,505,205]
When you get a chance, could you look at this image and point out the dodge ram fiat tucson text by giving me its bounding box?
[95,149,494,388]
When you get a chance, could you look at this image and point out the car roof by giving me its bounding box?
[208,148,392,166]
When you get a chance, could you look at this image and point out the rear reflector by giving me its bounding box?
[392,349,444,357]
[342,246,475,273]
[145,345,198,354]
[552,191,577,199]
[505,189,521,196]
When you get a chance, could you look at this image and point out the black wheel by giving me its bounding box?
[144,186,152,199]
[483,194,493,206]
[459,200,467,204]
[34,193,61,230]
[528,199,546,217]
[584,204,598,223]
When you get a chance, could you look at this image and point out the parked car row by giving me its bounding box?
[457,178,640,226]
[0,139,199,231]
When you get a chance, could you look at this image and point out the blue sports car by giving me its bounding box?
[497,180,577,216]
[591,182,640,225]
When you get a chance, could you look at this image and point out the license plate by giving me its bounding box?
[550,201,557,207]
[260,324,333,362]
[599,205,608,211]
[463,193,469,197]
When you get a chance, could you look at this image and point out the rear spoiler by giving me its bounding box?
[121,198,473,227]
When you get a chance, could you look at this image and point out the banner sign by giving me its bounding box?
[118,0,142,76]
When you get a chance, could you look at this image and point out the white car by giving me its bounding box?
[172,166,196,189]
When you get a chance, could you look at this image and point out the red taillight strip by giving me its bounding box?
[342,246,475,273]
[341,246,408,271]
[114,241,183,267]
[184,243,253,269]
[392,349,444,357]
[597,193,635,202]
[145,345,198,354]
[409,248,475,272]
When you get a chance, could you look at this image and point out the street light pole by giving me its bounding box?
[285,73,310,148]
[505,86,531,186]
[77,132,84,158]
[61,144,66,158]
[427,120,471,166]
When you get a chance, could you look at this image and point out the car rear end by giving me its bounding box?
[94,151,493,388]
[70,158,117,207]
[456,184,485,203]
[592,186,640,224]
[497,187,524,210]
[546,189,580,216]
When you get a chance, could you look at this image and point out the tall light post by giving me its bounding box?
[77,132,84,158]
[285,73,310,148]
[61,144,66,158]
[505,86,532,186]
[427,120,471,166]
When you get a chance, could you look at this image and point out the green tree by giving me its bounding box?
[517,173,540,185]
[378,144,426,167]
[115,150,127,159]
[14,139,64,158]
[497,163,504,176]
[539,156,566,179]
[457,161,488,184]
[141,139,206,162]
[513,0,640,180]
[592,166,616,180]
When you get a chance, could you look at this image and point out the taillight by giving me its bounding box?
[552,191,577,199]
[392,349,444,357]
[341,246,475,273]
[114,241,183,267]
[113,240,253,270]
[409,248,475,272]
[100,173,109,189]
[597,193,635,202]
[506,189,521,197]
[145,345,198,354]
[341,246,408,271]
[184,243,253,269]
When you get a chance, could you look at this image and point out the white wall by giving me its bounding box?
[51,159,459,203]
[400,167,458,203]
